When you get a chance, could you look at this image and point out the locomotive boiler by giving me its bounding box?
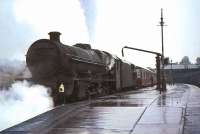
[26,32,137,105]
[26,31,158,106]
[27,32,112,78]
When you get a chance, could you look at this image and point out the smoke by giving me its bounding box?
[0,80,53,131]
[79,0,97,41]
[0,59,25,76]
[0,59,31,88]
[13,0,90,45]
[108,56,115,70]
[0,59,53,131]
[0,59,24,88]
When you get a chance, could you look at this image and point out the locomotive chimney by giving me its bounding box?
[48,31,61,42]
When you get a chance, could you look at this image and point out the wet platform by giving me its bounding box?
[1,84,200,134]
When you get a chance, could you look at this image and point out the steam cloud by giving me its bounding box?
[0,59,31,88]
[0,59,25,75]
[0,81,53,131]
[0,0,92,131]
[0,59,53,131]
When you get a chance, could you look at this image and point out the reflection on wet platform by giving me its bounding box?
[3,84,200,134]
[90,98,152,107]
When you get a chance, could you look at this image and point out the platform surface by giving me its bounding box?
[1,84,200,134]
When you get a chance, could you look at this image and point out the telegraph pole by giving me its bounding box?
[159,8,166,91]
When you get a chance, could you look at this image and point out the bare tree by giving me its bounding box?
[196,57,200,65]
[180,56,191,65]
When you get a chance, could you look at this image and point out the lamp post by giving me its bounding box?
[170,59,174,85]
[159,8,166,91]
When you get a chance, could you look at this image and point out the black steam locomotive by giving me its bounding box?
[26,32,156,105]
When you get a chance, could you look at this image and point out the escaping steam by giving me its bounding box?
[0,59,25,75]
[0,59,31,88]
[108,56,115,70]
[0,80,53,131]
[0,59,53,131]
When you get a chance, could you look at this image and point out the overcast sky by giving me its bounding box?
[0,0,200,67]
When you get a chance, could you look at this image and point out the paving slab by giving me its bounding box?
[183,85,200,134]
[132,84,190,134]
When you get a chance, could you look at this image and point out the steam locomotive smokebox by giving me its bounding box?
[26,32,113,95]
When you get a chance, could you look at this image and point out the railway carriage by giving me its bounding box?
[135,66,156,88]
